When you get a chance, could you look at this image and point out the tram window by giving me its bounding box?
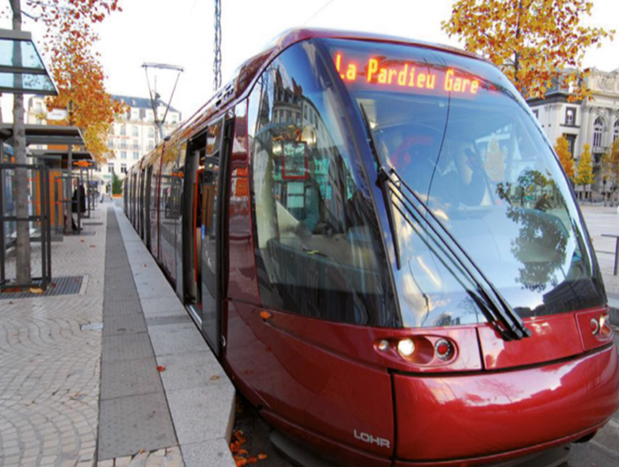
[249,42,397,327]
[324,38,604,326]
[207,121,223,158]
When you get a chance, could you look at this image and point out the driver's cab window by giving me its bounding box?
[249,41,395,327]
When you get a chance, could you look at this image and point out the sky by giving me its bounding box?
[2,0,619,121]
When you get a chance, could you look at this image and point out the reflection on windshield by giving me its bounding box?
[496,170,570,294]
[326,38,605,328]
[248,41,398,328]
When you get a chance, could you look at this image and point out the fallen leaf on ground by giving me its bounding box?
[210,375,220,381]
[29,287,44,294]
[157,366,166,372]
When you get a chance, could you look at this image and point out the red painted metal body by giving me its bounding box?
[123,28,619,467]
[394,345,619,461]
[225,301,619,465]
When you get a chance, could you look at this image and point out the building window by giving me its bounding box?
[120,141,127,149]
[120,124,126,136]
[121,151,127,159]
[565,134,576,156]
[108,139,114,148]
[148,140,154,150]
[132,141,139,150]
[139,108,146,120]
[121,163,127,174]
[565,107,576,126]
[593,117,605,148]
[132,126,138,137]
[148,127,155,137]
[614,120,619,143]
[133,152,139,160]
[108,163,114,174]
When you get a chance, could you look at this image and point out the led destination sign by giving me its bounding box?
[334,52,481,96]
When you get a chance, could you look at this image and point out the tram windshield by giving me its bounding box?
[323,39,605,329]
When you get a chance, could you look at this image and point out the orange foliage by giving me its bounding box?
[45,31,126,163]
[554,136,575,181]
[3,1,125,164]
[442,0,614,101]
[229,430,268,467]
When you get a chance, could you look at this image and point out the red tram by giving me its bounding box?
[124,29,619,466]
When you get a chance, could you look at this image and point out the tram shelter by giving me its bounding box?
[0,124,91,234]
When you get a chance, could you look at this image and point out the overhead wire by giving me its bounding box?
[302,0,336,26]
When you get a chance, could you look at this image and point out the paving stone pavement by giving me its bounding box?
[0,204,107,467]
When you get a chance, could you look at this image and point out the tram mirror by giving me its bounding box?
[281,141,308,180]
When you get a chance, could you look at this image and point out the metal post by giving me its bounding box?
[86,167,92,218]
[76,171,82,232]
[44,167,51,285]
[39,167,46,289]
[0,166,5,285]
[614,237,619,276]
[65,146,73,233]
[54,177,60,234]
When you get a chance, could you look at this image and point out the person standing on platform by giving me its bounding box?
[71,180,86,232]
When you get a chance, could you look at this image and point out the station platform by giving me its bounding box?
[0,201,618,467]
[0,201,235,467]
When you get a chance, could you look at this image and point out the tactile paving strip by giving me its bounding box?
[98,392,177,460]
[101,332,154,363]
[100,357,163,400]
[0,275,83,299]
[98,207,177,459]
[103,313,148,336]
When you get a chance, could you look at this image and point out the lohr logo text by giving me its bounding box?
[353,430,390,448]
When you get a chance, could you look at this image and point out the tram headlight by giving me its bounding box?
[599,313,612,337]
[397,338,415,357]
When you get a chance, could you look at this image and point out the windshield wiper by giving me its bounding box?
[379,166,531,341]
[359,104,401,269]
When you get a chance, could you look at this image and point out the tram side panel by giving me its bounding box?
[224,85,397,461]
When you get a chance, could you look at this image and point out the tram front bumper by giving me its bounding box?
[392,344,619,463]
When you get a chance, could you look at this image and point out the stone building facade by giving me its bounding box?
[528,68,619,198]
[102,95,182,180]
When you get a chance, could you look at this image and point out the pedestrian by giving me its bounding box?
[71,179,86,232]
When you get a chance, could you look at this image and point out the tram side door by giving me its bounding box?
[201,117,231,356]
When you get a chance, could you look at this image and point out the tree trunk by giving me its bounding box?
[10,0,31,285]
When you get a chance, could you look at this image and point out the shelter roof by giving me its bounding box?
[0,28,57,95]
[0,124,85,147]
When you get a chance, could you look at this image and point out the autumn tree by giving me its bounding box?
[45,32,125,164]
[442,0,614,101]
[6,0,121,285]
[554,136,574,181]
[575,144,594,200]
[601,138,619,204]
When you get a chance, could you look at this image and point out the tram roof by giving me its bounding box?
[180,28,487,134]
